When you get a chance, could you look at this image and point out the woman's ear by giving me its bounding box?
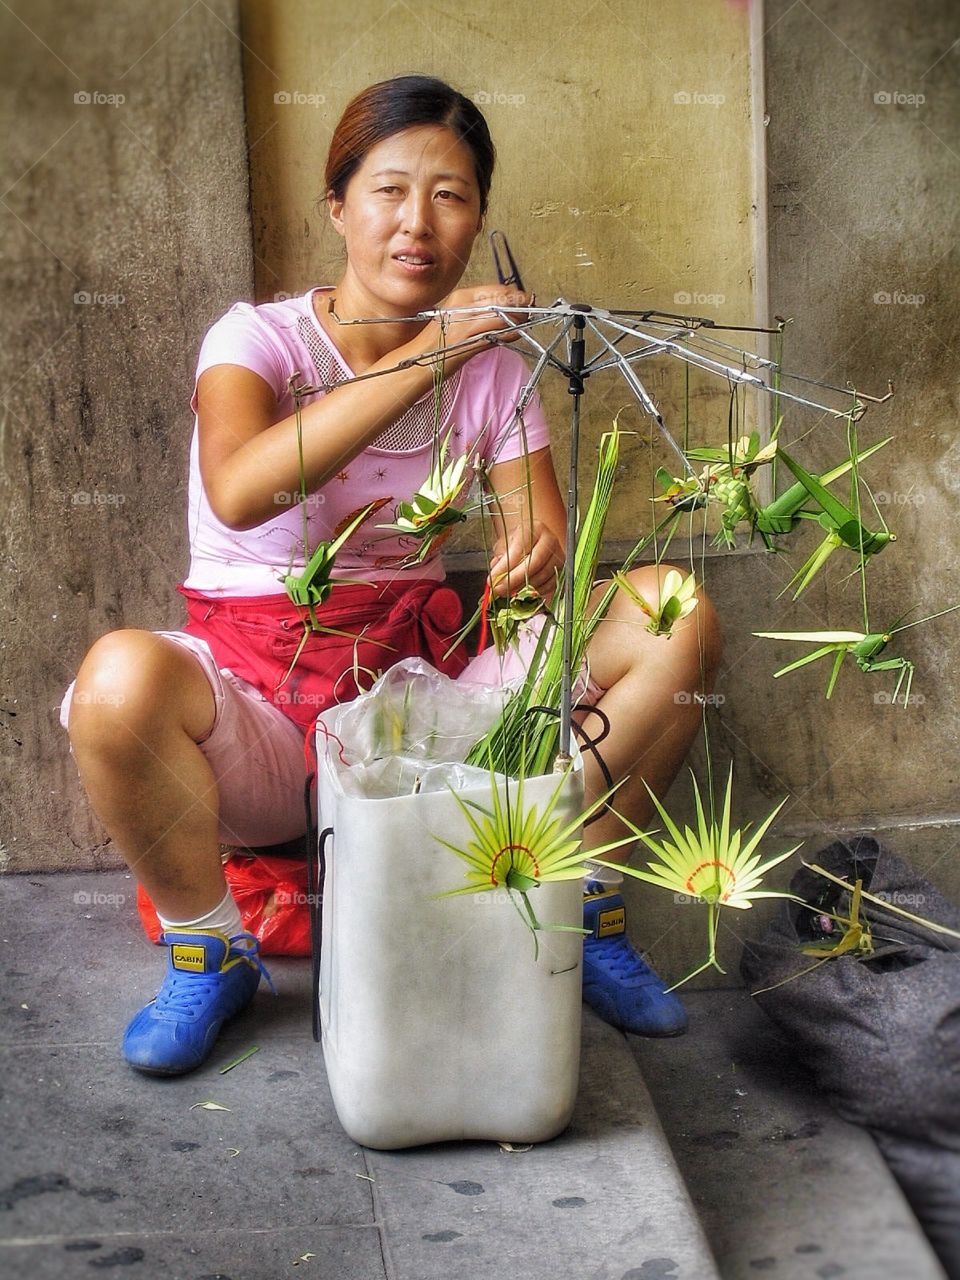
[327,189,346,239]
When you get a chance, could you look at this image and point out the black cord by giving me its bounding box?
[302,769,329,1045]
[522,703,615,826]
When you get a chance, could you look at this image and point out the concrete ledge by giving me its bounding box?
[630,989,946,1280]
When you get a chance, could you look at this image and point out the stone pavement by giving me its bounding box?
[0,870,717,1280]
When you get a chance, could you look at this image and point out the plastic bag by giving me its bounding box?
[320,656,513,778]
[136,852,312,956]
[741,836,960,1277]
[315,700,585,1148]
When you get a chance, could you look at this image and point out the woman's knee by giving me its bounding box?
[68,630,215,746]
[617,562,723,682]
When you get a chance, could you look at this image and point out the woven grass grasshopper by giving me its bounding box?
[775,444,895,598]
[755,603,960,705]
[654,432,892,553]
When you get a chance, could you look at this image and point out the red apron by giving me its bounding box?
[178,579,469,733]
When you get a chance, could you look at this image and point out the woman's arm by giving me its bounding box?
[485,446,567,599]
[196,285,531,530]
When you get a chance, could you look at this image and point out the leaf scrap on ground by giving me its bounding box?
[355,1173,375,1182]
[498,1142,533,1154]
[189,1101,231,1112]
[292,1253,316,1265]
[218,1046,260,1074]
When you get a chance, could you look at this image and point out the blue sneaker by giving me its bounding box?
[123,929,272,1076]
[581,886,687,1037]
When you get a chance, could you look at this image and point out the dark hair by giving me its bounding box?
[325,75,496,215]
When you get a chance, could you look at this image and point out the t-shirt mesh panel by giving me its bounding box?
[297,317,461,454]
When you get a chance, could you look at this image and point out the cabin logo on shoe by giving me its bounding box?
[171,944,207,972]
[597,906,625,938]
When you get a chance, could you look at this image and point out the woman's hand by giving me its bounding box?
[404,283,533,371]
[488,519,565,600]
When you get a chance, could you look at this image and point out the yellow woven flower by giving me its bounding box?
[594,765,800,985]
[437,766,634,957]
[614,567,699,637]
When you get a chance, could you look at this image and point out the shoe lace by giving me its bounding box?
[155,933,276,1013]
[155,969,220,1013]
[231,932,277,996]
[585,932,662,987]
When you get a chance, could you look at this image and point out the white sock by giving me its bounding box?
[157,888,243,939]
[584,859,624,888]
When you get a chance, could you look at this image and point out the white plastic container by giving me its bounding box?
[316,723,584,1150]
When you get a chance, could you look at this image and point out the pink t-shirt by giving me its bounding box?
[183,288,550,597]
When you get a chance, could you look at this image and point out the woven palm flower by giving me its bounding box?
[380,431,473,562]
[437,767,635,958]
[613,567,699,637]
[594,765,800,985]
[489,583,550,655]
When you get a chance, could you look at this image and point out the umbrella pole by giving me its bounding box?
[558,312,587,767]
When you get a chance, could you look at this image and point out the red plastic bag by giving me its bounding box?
[136,853,313,956]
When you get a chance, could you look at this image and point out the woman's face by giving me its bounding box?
[328,124,484,315]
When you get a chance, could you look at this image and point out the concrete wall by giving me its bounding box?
[641,0,960,984]
[0,0,254,870]
[238,0,765,548]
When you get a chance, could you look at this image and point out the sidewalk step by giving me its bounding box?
[629,989,946,1280]
[362,1009,721,1280]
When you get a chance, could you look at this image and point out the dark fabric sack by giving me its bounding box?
[740,835,960,1277]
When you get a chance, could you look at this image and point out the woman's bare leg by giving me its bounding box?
[67,629,226,920]
[578,564,723,856]
[573,565,721,1035]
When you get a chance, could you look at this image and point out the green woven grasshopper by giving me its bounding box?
[775,443,895,598]
[283,501,380,625]
[654,432,892,553]
[755,603,960,704]
[754,626,914,703]
[278,501,384,689]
